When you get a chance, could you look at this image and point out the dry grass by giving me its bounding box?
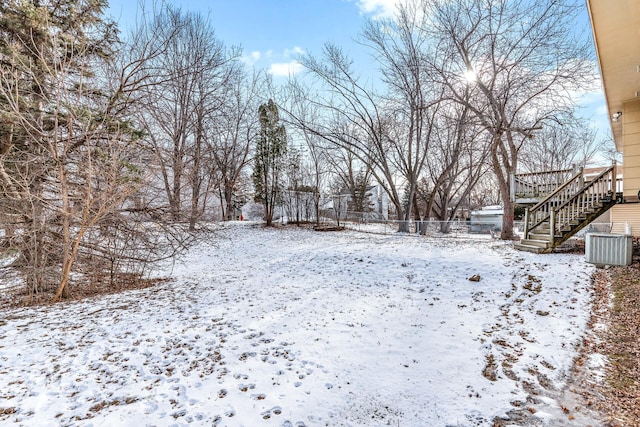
[565,240,640,427]
[596,260,640,426]
[1,274,170,310]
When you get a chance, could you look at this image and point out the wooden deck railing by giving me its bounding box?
[511,168,576,201]
[554,165,617,234]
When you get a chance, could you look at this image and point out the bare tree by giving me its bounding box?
[301,133,329,225]
[283,145,302,224]
[210,71,262,221]
[423,0,594,238]
[416,100,490,233]
[281,81,329,225]
[360,4,443,230]
[294,46,433,230]
[136,6,239,224]
[290,1,451,232]
[518,114,606,173]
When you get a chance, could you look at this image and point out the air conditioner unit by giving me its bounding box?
[585,233,633,266]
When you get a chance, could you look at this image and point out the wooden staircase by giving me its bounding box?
[514,165,620,254]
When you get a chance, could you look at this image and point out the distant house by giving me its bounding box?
[325,184,389,221]
[367,185,389,220]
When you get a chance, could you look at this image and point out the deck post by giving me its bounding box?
[509,173,515,202]
[549,209,555,242]
[523,207,530,239]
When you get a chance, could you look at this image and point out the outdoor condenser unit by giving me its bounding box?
[585,233,633,267]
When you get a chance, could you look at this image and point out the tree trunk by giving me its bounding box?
[224,182,234,221]
[499,169,515,240]
[265,196,273,226]
[397,184,416,233]
[397,209,410,233]
[487,132,516,240]
[171,137,183,222]
[500,192,515,240]
[28,178,46,296]
[189,127,202,232]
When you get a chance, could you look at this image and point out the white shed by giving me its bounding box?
[470,205,503,233]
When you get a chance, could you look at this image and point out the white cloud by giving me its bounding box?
[241,47,306,76]
[241,50,262,66]
[354,0,398,19]
[269,61,304,77]
[284,46,305,58]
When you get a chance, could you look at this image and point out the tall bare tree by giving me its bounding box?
[423,0,594,238]
[518,114,605,173]
[210,71,262,221]
[292,1,446,232]
[136,6,238,224]
[416,99,490,232]
[280,80,329,225]
[360,3,443,230]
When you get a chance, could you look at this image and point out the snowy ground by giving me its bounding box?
[0,223,597,426]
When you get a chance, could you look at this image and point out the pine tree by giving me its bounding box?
[252,99,287,226]
[0,0,139,300]
[349,170,374,214]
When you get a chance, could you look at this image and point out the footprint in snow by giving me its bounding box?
[238,383,255,392]
[143,401,158,414]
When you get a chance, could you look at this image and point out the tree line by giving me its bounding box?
[0,0,605,301]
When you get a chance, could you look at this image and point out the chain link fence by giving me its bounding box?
[337,218,526,239]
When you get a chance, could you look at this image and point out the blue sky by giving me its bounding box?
[106,0,612,151]
[107,0,389,78]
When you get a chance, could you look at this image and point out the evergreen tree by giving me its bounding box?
[252,99,287,226]
[349,170,374,214]
[0,0,142,300]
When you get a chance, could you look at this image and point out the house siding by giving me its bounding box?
[587,0,640,239]
[622,100,640,200]
[610,204,640,236]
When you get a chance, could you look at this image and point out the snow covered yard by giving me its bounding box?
[0,223,596,426]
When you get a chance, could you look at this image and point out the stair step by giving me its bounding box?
[513,242,546,254]
[520,239,551,249]
[529,233,554,242]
